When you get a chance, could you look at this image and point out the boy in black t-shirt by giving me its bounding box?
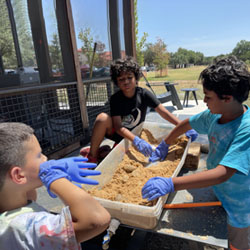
[80,57,197,163]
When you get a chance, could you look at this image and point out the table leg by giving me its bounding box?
[183,91,189,107]
[192,91,198,105]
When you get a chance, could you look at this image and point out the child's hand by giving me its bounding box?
[149,140,169,162]
[133,136,153,156]
[185,129,198,142]
[39,157,101,198]
[56,157,100,185]
[142,177,174,201]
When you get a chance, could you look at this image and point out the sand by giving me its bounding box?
[87,129,188,206]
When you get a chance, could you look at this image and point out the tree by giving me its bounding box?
[152,38,169,76]
[49,33,63,70]
[203,56,214,65]
[194,52,204,65]
[170,48,188,68]
[0,0,16,70]
[143,43,155,66]
[78,27,95,66]
[169,48,205,67]
[232,40,250,62]
[134,0,148,66]
[12,0,35,67]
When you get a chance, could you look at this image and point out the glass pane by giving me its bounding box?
[0,0,40,88]
[71,0,112,79]
[42,0,64,81]
[118,0,126,58]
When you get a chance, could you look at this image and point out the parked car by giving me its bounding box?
[85,67,110,78]
[140,66,147,71]
[80,64,90,78]
[4,69,16,74]
[94,67,110,77]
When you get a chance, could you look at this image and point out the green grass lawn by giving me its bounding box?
[139,66,250,106]
[145,66,206,82]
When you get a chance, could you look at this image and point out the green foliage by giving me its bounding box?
[152,38,169,73]
[0,0,16,69]
[0,0,36,70]
[12,0,35,67]
[144,43,155,66]
[170,48,204,68]
[49,33,63,70]
[232,40,250,62]
[136,32,148,66]
[134,0,148,66]
[78,27,95,65]
[78,27,107,68]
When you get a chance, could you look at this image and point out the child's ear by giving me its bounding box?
[9,166,27,184]
[222,95,233,103]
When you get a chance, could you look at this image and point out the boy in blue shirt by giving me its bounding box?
[142,56,250,250]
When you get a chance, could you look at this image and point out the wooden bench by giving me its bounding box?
[143,76,183,110]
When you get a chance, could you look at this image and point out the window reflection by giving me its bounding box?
[118,0,126,58]
[0,0,40,88]
[42,0,64,79]
[71,0,112,79]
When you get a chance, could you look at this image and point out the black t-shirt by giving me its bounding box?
[109,87,160,143]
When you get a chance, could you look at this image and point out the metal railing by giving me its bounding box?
[0,77,114,157]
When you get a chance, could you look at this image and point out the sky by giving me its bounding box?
[42,0,250,57]
[137,0,250,56]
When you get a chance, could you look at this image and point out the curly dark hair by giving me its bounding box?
[199,55,250,103]
[110,57,141,85]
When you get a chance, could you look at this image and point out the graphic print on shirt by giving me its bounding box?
[121,108,141,128]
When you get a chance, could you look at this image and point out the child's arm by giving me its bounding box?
[173,164,236,190]
[50,178,111,243]
[155,103,181,125]
[112,116,136,141]
[164,118,193,145]
[149,119,194,162]
[112,116,154,157]
[142,165,236,201]
[39,158,111,243]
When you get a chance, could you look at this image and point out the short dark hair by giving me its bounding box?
[110,57,141,85]
[199,55,250,103]
[0,122,34,190]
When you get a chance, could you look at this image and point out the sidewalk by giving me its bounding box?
[146,99,207,123]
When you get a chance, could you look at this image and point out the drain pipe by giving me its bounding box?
[102,218,120,249]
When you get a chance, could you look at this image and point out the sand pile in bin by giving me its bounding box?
[87,129,188,206]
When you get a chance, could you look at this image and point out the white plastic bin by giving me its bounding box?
[83,121,190,229]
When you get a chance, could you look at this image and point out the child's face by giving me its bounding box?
[22,135,47,189]
[203,87,224,114]
[117,71,137,95]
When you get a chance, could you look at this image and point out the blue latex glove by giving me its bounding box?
[149,140,170,162]
[39,159,71,198]
[185,129,198,142]
[39,157,101,198]
[133,136,153,157]
[141,177,174,201]
[56,157,100,185]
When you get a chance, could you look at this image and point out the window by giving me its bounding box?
[0,0,39,88]
[71,0,112,79]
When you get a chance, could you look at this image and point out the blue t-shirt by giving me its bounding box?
[189,106,250,228]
